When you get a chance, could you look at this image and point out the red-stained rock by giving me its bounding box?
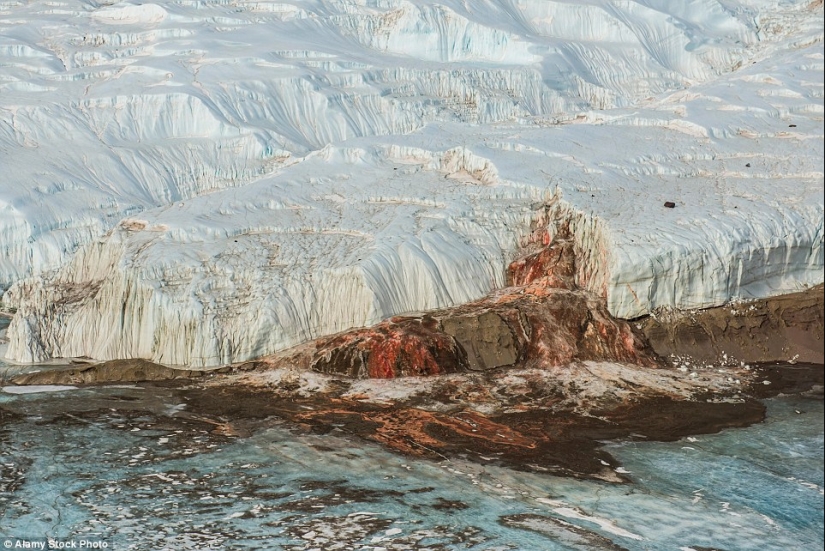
[507,222,576,288]
[507,239,576,288]
[309,224,660,379]
[310,286,659,379]
[311,316,469,378]
[448,289,658,370]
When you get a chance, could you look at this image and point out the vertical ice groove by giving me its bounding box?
[0,0,792,289]
[0,143,629,367]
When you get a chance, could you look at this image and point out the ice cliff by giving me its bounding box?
[1,0,822,365]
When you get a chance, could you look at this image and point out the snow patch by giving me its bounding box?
[2,384,77,394]
[92,4,167,25]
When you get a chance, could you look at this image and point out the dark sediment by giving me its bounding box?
[171,362,823,481]
[748,361,824,398]
[181,391,761,481]
[500,514,630,551]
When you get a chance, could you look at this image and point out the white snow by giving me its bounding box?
[2,385,77,394]
[91,4,168,25]
[553,506,644,540]
[0,0,822,366]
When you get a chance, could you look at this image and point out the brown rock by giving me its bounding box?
[639,284,824,364]
[10,358,203,386]
[507,223,576,288]
[441,311,519,371]
[310,286,659,379]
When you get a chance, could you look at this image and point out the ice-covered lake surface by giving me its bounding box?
[0,379,821,550]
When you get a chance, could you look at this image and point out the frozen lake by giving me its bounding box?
[0,376,821,550]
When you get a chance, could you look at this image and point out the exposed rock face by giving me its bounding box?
[311,316,469,378]
[440,311,519,371]
[507,224,576,289]
[310,231,659,378]
[447,288,659,371]
[10,359,203,386]
[640,285,824,365]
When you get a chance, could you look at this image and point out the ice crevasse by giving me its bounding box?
[0,0,823,366]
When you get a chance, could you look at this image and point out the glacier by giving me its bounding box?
[0,0,822,366]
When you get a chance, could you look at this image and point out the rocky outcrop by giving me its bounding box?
[507,223,575,289]
[440,311,519,371]
[311,316,469,378]
[10,359,204,386]
[310,231,659,378]
[640,285,824,365]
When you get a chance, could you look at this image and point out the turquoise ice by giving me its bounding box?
[0,379,821,550]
